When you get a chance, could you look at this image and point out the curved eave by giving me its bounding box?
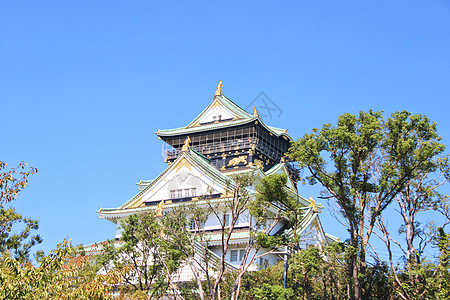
[156,116,292,141]
[111,148,231,211]
[157,117,257,136]
[325,233,340,244]
[98,196,237,221]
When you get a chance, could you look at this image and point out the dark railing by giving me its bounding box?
[165,137,283,162]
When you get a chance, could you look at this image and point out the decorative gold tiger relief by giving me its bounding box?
[254,159,264,169]
[227,155,248,166]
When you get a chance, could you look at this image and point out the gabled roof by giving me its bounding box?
[285,207,323,242]
[156,94,292,140]
[188,94,253,127]
[98,147,233,217]
[265,163,298,192]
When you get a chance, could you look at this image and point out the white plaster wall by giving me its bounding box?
[115,222,123,239]
[195,103,235,124]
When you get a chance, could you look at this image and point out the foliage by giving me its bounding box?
[97,212,187,299]
[0,239,123,299]
[288,110,446,299]
[250,173,301,248]
[252,283,294,300]
[0,204,42,262]
[0,161,37,204]
[0,161,42,263]
[0,161,123,299]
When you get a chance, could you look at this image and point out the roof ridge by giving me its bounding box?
[105,150,231,211]
[185,93,253,128]
[184,149,231,188]
[219,93,253,119]
[188,147,211,162]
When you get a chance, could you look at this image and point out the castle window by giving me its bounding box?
[230,250,238,262]
[239,249,246,262]
[223,214,230,226]
[170,190,175,198]
[184,189,190,197]
[191,188,197,196]
[259,258,269,268]
[189,219,196,230]
[189,219,204,230]
[177,189,183,198]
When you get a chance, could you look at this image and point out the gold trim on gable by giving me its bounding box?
[189,100,224,127]
[173,157,193,173]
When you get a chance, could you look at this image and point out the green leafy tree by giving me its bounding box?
[0,205,42,262]
[0,239,123,299]
[98,212,187,299]
[0,161,42,262]
[250,173,302,249]
[288,110,445,300]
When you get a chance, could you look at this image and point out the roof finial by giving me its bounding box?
[182,136,191,152]
[215,80,223,96]
[308,196,318,213]
[253,106,259,116]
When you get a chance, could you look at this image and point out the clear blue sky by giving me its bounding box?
[2,1,449,257]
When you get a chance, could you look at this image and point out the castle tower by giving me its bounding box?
[157,82,292,173]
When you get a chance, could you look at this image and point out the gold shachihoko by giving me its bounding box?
[215,80,223,96]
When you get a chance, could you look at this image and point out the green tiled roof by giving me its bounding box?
[138,180,153,185]
[193,241,237,272]
[206,230,251,242]
[156,94,292,140]
[98,148,233,214]
[158,117,257,135]
[184,148,231,188]
[325,233,340,243]
[285,207,317,240]
[187,94,253,127]
[267,126,288,136]
[265,163,285,176]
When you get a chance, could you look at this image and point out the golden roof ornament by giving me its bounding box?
[308,196,318,213]
[156,200,165,217]
[215,80,223,96]
[253,106,259,116]
[182,136,191,152]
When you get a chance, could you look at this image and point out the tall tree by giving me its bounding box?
[0,161,41,262]
[373,155,449,300]
[288,110,445,300]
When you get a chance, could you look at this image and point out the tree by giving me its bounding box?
[0,161,41,262]
[0,161,122,299]
[0,161,37,204]
[251,173,305,251]
[0,204,42,262]
[373,156,449,300]
[288,110,446,300]
[97,212,187,299]
[0,239,123,299]
[98,172,292,300]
